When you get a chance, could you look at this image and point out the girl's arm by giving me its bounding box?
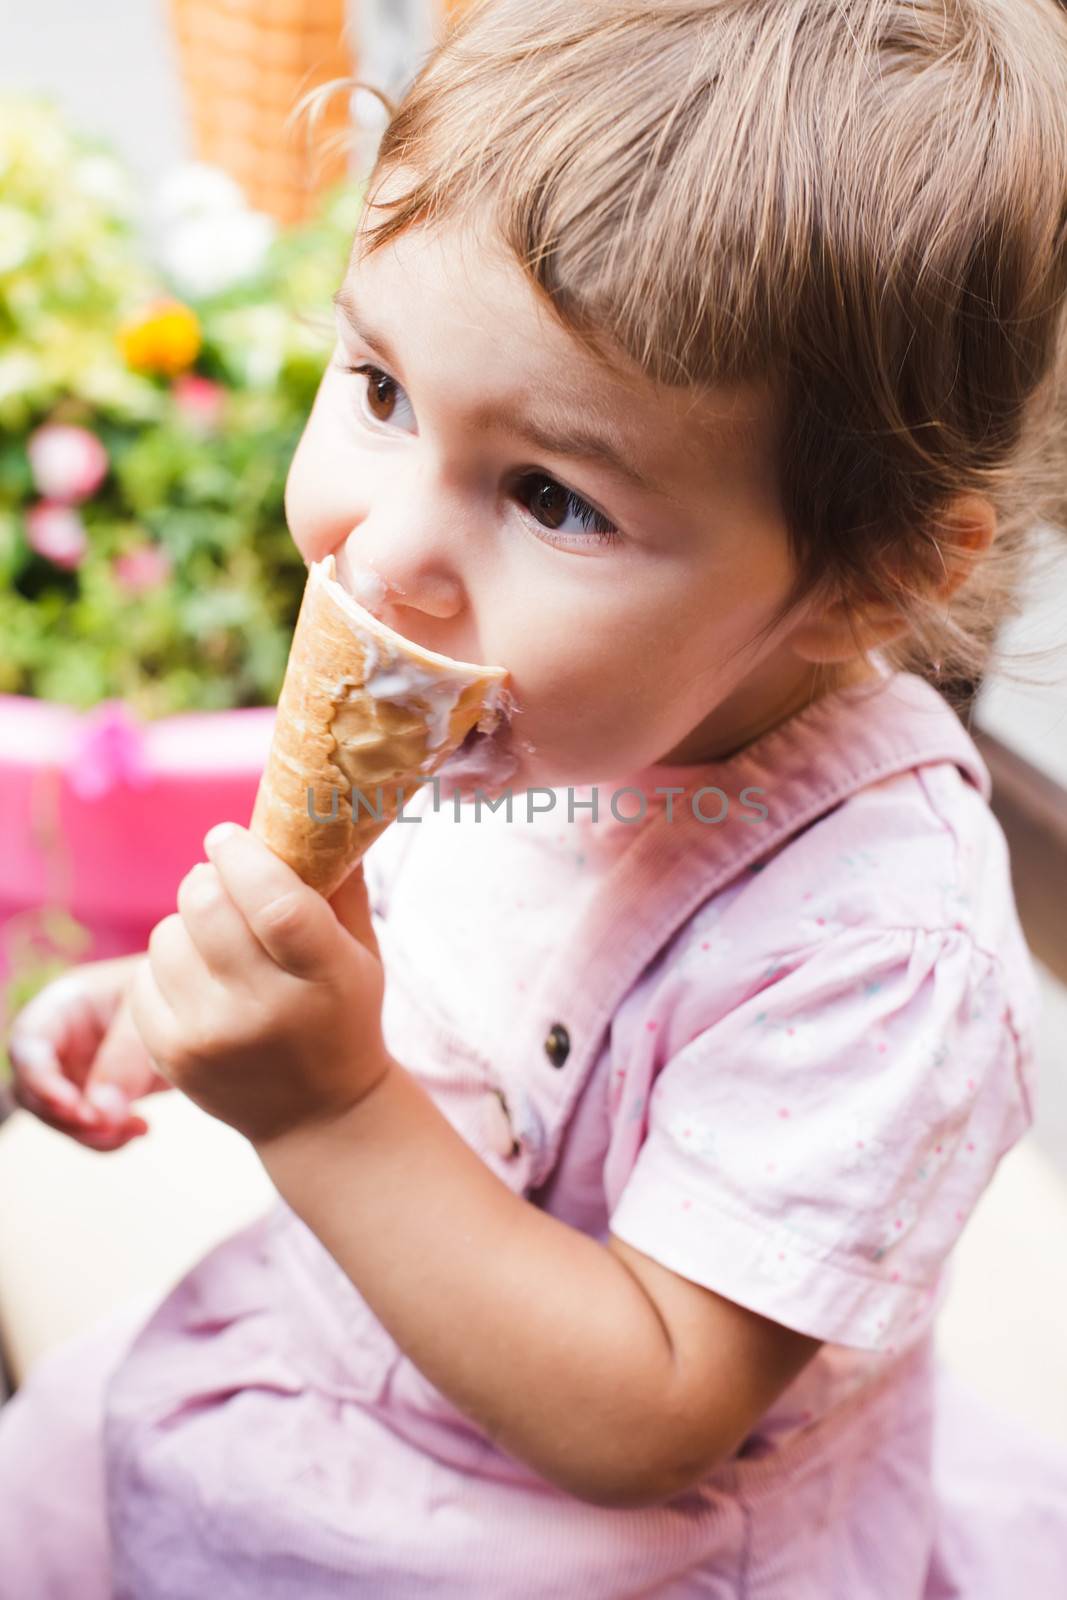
[129,824,820,1508]
[256,1059,821,1510]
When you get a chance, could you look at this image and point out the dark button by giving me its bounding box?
[544,1023,571,1068]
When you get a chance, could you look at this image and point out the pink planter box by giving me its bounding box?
[0,694,276,989]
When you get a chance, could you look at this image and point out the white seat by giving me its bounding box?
[934,1130,1067,1445]
[0,1091,273,1388]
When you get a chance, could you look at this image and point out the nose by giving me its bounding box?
[336,509,464,625]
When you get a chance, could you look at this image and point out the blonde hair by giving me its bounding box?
[322,0,1067,708]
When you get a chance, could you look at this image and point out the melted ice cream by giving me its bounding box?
[317,555,512,758]
[345,564,389,614]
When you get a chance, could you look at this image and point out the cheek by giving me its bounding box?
[284,382,368,564]
[499,611,643,747]
[712,520,797,629]
[282,432,319,562]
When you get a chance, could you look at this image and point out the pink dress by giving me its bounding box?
[3,666,1067,1597]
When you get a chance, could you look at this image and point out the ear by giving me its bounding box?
[327,863,380,961]
[922,494,998,600]
[788,495,996,666]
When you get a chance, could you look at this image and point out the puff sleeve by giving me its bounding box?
[607,925,1033,1351]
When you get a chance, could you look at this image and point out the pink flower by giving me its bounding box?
[114,543,173,594]
[26,501,88,569]
[173,373,225,432]
[65,700,153,802]
[27,424,109,504]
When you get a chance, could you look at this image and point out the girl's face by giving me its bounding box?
[286,202,860,791]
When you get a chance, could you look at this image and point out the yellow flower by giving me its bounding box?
[117,299,201,376]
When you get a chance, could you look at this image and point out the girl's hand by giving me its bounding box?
[6,954,171,1151]
[128,823,391,1148]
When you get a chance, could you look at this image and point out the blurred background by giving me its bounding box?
[0,0,1065,1457]
[0,0,464,1002]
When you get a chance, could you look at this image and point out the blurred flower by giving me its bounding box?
[65,699,153,801]
[210,303,289,389]
[153,162,246,228]
[0,350,43,406]
[151,161,276,300]
[27,423,109,503]
[173,372,225,432]
[25,501,88,569]
[162,210,276,300]
[118,298,201,376]
[71,153,136,219]
[113,541,173,595]
[75,360,167,423]
[0,203,37,273]
[0,98,69,189]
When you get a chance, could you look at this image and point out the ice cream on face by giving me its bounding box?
[347,567,389,613]
[333,543,391,616]
[249,555,514,896]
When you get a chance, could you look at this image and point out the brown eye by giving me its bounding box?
[364,368,397,423]
[343,363,416,433]
[517,472,619,542]
[529,477,568,530]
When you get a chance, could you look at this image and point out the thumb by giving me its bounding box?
[327,863,380,960]
[87,990,167,1100]
[89,992,143,1084]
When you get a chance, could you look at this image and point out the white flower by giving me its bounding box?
[160,210,276,300]
[152,162,247,228]
[149,160,276,299]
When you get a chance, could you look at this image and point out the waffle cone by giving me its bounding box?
[250,555,509,897]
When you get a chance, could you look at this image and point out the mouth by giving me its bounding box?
[438,687,522,793]
[324,549,522,787]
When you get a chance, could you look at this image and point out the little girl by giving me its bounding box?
[5,1,1067,1594]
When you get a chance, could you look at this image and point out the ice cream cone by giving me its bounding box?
[250,554,510,897]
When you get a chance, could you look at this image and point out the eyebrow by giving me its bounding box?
[332,284,665,499]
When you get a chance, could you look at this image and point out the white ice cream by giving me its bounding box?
[317,555,511,758]
[347,564,389,614]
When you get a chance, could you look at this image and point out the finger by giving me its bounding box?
[60,1110,149,1149]
[78,1125,150,1151]
[10,1075,147,1147]
[10,975,105,1094]
[8,972,155,1133]
[7,1033,115,1131]
[90,991,170,1101]
[76,1094,150,1143]
[328,863,380,960]
[204,823,341,981]
[129,942,186,1078]
[146,910,220,1019]
[176,861,274,985]
[84,1082,132,1123]
[7,1034,83,1116]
